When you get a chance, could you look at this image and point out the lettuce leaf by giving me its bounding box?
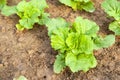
[66,33,94,55]
[46,18,70,52]
[0,0,6,10]
[72,17,99,36]
[94,35,115,50]
[109,21,120,35]
[101,0,120,20]
[1,5,17,16]
[51,27,69,53]
[54,53,66,73]
[65,52,97,72]
[46,18,70,36]
[59,0,95,12]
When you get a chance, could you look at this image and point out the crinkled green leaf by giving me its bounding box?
[51,35,66,52]
[30,0,48,10]
[1,5,17,16]
[60,0,78,10]
[101,0,120,20]
[54,53,66,73]
[109,21,120,35]
[94,35,115,50]
[17,0,48,12]
[51,27,69,52]
[16,24,24,31]
[72,17,99,37]
[16,0,27,12]
[65,52,97,72]
[16,1,40,19]
[66,33,80,55]
[59,0,95,12]
[46,18,70,36]
[82,1,95,12]
[78,35,93,54]
[19,18,34,29]
[66,33,93,55]
[38,12,50,25]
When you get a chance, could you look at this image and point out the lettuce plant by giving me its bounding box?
[102,0,120,35]
[0,0,49,30]
[46,17,115,73]
[59,0,95,12]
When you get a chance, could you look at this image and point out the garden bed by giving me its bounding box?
[0,0,120,80]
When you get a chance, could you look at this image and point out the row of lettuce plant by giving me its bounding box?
[0,0,117,73]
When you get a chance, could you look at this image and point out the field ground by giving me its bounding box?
[0,0,120,80]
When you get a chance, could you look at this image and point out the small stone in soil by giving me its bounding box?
[0,64,3,68]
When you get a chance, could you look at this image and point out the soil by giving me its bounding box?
[0,0,120,80]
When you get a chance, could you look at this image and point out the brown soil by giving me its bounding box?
[0,0,120,80]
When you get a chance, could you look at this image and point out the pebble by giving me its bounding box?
[4,62,8,66]
[0,64,3,68]
[28,50,34,55]
[21,70,26,74]
[2,27,6,32]
[18,37,25,42]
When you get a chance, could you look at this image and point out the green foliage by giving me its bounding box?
[46,18,70,36]
[1,6,17,16]
[0,0,6,10]
[109,21,120,35]
[65,52,97,72]
[46,17,115,73]
[59,0,95,12]
[0,0,49,30]
[13,76,27,80]
[54,53,66,73]
[94,35,115,49]
[101,0,120,35]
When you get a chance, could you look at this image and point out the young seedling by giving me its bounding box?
[102,0,120,35]
[59,0,95,12]
[46,17,115,73]
[0,0,49,30]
